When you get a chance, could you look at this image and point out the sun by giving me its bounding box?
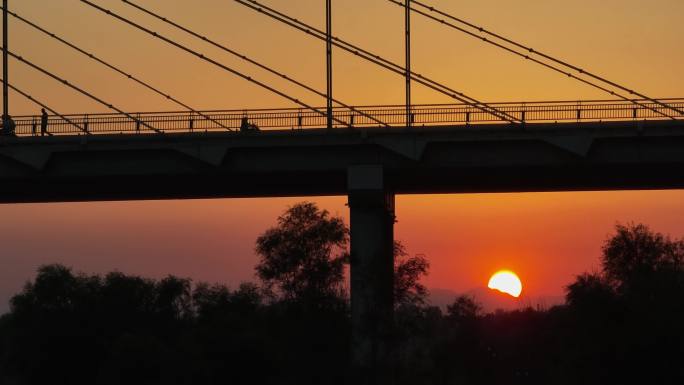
[488,270,523,298]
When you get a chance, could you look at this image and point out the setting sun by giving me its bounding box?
[488,270,523,298]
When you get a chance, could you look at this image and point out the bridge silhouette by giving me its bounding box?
[1,1,683,384]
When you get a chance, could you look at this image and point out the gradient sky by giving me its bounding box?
[1,0,684,312]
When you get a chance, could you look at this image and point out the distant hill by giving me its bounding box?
[429,287,564,313]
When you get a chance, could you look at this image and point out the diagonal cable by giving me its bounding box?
[409,0,684,116]
[121,0,389,128]
[1,6,232,131]
[235,0,518,123]
[390,0,682,120]
[4,49,162,133]
[233,0,520,124]
[1,78,86,134]
[80,0,350,128]
[232,0,522,124]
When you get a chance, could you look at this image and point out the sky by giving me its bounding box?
[1,0,684,312]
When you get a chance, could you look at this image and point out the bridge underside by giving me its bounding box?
[0,120,682,203]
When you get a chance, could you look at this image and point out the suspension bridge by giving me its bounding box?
[1,1,683,384]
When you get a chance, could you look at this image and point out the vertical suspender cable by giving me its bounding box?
[390,0,682,119]
[80,0,350,128]
[326,0,333,130]
[120,0,388,128]
[405,0,411,128]
[233,0,519,123]
[2,8,232,131]
[3,0,8,121]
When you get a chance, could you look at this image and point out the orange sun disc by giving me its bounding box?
[488,270,522,297]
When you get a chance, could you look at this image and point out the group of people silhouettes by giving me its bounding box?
[1,108,49,136]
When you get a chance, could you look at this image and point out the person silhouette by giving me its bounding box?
[240,116,260,132]
[40,108,48,136]
[240,116,250,132]
[2,114,16,136]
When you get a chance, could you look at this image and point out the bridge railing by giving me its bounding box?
[10,98,684,136]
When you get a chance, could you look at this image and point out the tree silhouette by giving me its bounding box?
[565,272,616,309]
[255,202,430,309]
[563,223,684,385]
[602,223,684,294]
[393,241,430,307]
[255,202,349,304]
[446,295,481,321]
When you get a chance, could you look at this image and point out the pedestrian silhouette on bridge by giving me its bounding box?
[40,108,48,136]
[2,114,16,136]
[240,117,250,132]
[240,116,260,132]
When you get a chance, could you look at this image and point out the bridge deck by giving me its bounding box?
[10,99,684,136]
[0,119,683,203]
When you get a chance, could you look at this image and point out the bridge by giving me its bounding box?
[1,1,683,384]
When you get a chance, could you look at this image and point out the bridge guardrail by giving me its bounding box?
[9,98,684,136]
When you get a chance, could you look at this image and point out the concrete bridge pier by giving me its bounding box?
[348,165,395,385]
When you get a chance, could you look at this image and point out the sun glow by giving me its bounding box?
[488,270,523,298]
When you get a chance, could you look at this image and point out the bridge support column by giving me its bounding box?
[347,165,395,385]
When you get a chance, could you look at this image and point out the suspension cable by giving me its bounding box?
[80,0,350,128]
[1,6,232,131]
[1,78,87,134]
[121,0,388,128]
[233,0,520,124]
[410,0,683,115]
[4,49,162,133]
[235,0,518,123]
[387,0,677,121]
[391,0,682,119]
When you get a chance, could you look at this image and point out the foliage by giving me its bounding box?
[3,218,684,385]
[255,203,431,310]
[564,272,616,309]
[562,223,684,384]
[393,241,430,307]
[446,294,482,321]
[2,265,197,385]
[602,223,684,293]
[0,265,349,385]
[255,202,349,304]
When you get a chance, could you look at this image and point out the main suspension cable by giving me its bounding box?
[1,78,87,134]
[391,0,682,119]
[121,0,388,128]
[4,49,162,133]
[233,0,520,123]
[80,0,350,128]
[1,6,232,131]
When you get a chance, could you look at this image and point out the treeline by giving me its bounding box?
[0,266,350,385]
[392,223,684,385]
[0,203,683,384]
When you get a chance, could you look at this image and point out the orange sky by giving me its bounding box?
[1,0,684,311]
